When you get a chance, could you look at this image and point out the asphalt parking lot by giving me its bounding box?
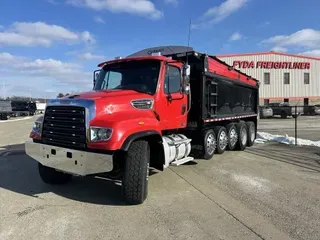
[258,116,320,141]
[1,116,320,240]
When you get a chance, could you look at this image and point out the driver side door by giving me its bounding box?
[157,64,188,130]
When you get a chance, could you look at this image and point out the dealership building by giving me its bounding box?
[217,52,320,106]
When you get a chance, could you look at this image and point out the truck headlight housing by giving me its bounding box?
[32,117,43,135]
[90,127,113,142]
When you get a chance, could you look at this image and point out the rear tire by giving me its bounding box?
[38,163,72,185]
[246,121,255,147]
[202,129,216,160]
[214,126,228,154]
[281,111,287,119]
[226,123,238,150]
[122,140,150,205]
[235,122,248,151]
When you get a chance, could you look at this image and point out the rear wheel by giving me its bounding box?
[202,129,216,160]
[122,140,150,205]
[38,163,72,185]
[246,121,256,147]
[281,111,287,119]
[226,124,238,150]
[214,126,228,154]
[236,122,248,151]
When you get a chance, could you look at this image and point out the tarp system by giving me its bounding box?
[127,46,194,58]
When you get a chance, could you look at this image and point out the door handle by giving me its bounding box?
[181,104,186,115]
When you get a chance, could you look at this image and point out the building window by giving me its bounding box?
[284,73,290,84]
[304,73,310,84]
[264,72,270,85]
[264,99,269,105]
[284,98,289,103]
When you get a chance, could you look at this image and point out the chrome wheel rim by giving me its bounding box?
[219,130,228,150]
[250,126,255,142]
[229,128,238,146]
[206,133,216,155]
[241,128,247,146]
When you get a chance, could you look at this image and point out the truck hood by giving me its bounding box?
[63,89,152,100]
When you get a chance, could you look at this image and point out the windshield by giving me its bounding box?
[93,60,161,95]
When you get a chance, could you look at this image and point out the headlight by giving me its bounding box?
[90,127,113,142]
[32,117,43,135]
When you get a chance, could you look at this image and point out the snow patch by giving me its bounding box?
[255,131,320,148]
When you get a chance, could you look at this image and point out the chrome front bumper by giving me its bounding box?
[25,141,113,176]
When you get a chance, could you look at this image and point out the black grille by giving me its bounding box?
[42,106,87,149]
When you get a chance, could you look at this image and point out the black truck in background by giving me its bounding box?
[268,102,304,119]
[0,100,12,120]
[0,100,37,120]
[10,100,37,117]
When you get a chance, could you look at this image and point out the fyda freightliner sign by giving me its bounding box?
[233,61,311,69]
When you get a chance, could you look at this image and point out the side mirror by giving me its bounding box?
[93,69,100,87]
[182,64,190,77]
[183,84,190,95]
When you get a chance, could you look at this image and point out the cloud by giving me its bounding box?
[0,25,4,29]
[271,46,287,52]
[0,52,91,92]
[164,0,178,5]
[299,49,320,57]
[261,28,320,50]
[77,52,106,60]
[80,31,96,44]
[258,21,270,28]
[47,0,59,4]
[67,0,163,19]
[0,21,95,47]
[229,32,243,41]
[94,16,105,24]
[193,0,249,28]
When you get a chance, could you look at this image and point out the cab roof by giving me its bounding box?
[97,55,179,68]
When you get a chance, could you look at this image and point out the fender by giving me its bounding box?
[120,130,162,151]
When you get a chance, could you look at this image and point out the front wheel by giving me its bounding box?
[38,163,72,185]
[122,140,150,205]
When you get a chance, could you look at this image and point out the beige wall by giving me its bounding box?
[218,53,320,104]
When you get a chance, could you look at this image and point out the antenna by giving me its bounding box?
[187,18,192,48]
[186,18,192,64]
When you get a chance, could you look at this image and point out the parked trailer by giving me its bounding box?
[25,46,259,205]
[0,100,13,120]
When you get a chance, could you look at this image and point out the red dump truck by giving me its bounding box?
[25,46,259,204]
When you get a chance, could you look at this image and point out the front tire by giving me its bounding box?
[38,163,72,185]
[122,140,150,205]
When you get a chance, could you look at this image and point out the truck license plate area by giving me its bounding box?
[43,147,78,161]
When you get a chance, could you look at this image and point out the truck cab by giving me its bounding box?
[25,46,259,205]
